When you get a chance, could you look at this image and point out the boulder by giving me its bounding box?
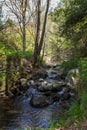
[20,78,27,86]
[21,58,32,68]
[65,68,79,89]
[53,94,60,101]
[38,82,66,92]
[30,94,52,107]
[62,92,71,100]
[14,78,29,92]
[38,78,44,82]
[10,87,18,95]
[28,80,35,86]
[52,82,66,92]
[38,83,53,92]
[0,92,5,97]
[33,68,48,79]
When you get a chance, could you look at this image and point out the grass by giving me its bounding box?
[49,58,87,130]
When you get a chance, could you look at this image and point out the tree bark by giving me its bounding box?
[33,0,50,67]
[23,14,26,52]
[33,0,41,66]
[38,0,50,55]
[5,57,11,96]
[22,0,27,52]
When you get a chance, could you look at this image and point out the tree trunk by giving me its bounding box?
[22,0,27,52]
[38,0,50,55]
[5,57,11,96]
[42,41,46,61]
[33,0,41,67]
[33,0,50,67]
[23,15,26,52]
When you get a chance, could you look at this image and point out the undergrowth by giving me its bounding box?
[50,58,87,129]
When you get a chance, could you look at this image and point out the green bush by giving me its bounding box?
[8,50,34,59]
[79,58,87,84]
[17,50,34,59]
[81,93,87,113]
[50,58,87,130]
[62,58,78,74]
[68,103,85,121]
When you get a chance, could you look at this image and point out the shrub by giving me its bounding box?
[8,50,34,59]
[78,58,87,88]
[81,93,87,114]
[62,58,78,74]
[68,103,85,121]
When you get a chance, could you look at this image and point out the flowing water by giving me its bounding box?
[0,97,64,130]
[0,66,75,130]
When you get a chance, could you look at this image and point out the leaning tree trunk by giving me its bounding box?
[38,0,50,56]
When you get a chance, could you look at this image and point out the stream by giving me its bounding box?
[0,66,75,130]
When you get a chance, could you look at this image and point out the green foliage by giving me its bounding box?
[49,9,67,61]
[50,0,87,60]
[77,58,87,94]
[79,58,87,82]
[51,119,68,129]
[81,93,87,113]
[63,0,87,57]
[64,0,87,28]
[0,27,34,59]
[68,103,85,121]
[5,19,14,27]
[62,58,87,95]
[0,20,35,53]
[50,58,87,129]
[33,56,45,67]
[62,58,78,73]
[50,102,85,129]
[8,50,34,59]
[17,50,33,59]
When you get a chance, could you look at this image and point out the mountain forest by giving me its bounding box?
[0,0,87,130]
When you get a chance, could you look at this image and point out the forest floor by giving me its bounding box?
[55,121,87,130]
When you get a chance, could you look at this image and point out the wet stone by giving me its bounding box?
[0,65,76,130]
[30,94,53,108]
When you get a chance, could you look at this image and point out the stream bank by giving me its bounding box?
[0,65,76,130]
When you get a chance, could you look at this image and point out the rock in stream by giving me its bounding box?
[0,65,75,130]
